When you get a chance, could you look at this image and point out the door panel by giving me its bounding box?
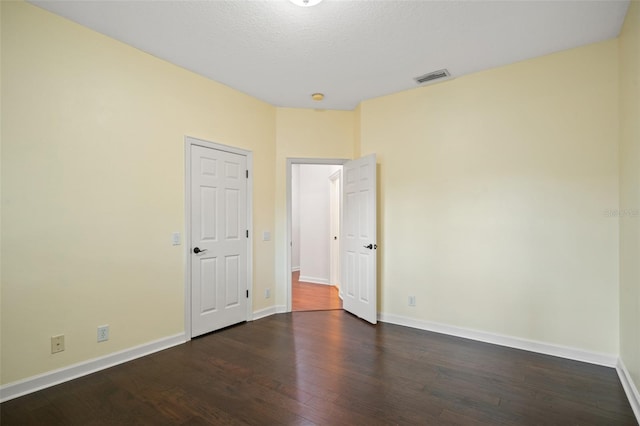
[359,253,371,302]
[191,145,248,337]
[200,187,217,240]
[225,255,240,306]
[342,154,377,324]
[200,258,217,312]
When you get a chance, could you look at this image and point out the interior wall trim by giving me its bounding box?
[4,312,631,414]
[285,158,350,313]
[378,312,618,367]
[617,358,640,422]
[252,305,287,321]
[298,275,330,285]
[0,333,186,403]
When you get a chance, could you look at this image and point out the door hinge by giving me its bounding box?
[246,170,249,178]
[246,290,249,298]
[246,230,249,238]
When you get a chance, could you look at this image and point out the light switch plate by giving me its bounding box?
[263,231,271,241]
[172,232,181,246]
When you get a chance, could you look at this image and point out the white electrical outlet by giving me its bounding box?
[408,296,416,307]
[265,288,271,299]
[97,325,109,342]
[51,335,65,354]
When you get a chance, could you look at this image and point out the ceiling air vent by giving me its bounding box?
[414,69,450,84]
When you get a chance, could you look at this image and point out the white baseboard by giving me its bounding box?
[252,305,286,320]
[0,333,186,403]
[617,358,640,422]
[291,266,300,272]
[378,313,617,367]
[4,312,630,417]
[298,275,329,285]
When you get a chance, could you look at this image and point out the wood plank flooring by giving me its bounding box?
[292,271,342,312]
[1,311,636,425]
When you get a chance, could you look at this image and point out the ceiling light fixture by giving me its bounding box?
[289,0,323,7]
[311,93,324,101]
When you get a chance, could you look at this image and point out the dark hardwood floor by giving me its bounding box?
[1,311,636,425]
[292,271,342,312]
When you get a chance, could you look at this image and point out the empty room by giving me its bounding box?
[1,0,639,424]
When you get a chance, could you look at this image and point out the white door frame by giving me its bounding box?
[185,136,253,339]
[286,158,348,313]
[329,169,342,294]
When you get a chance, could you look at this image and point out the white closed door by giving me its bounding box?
[191,145,248,337]
[342,154,377,324]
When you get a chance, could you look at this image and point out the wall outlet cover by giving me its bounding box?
[51,335,65,354]
[97,325,109,342]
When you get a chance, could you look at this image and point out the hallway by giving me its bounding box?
[291,271,342,312]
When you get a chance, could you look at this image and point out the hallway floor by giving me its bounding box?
[291,271,342,312]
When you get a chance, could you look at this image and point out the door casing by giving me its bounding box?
[185,136,253,339]
[329,169,342,294]
[286,158,348,312]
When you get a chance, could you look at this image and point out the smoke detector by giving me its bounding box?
[289,0,323,7]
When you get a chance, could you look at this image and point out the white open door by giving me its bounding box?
[342,154,377,324]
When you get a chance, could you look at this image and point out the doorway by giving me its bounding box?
[286,159,347,312]
[286,155,378,322]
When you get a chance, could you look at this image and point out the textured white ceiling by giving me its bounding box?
[30,0,630,111]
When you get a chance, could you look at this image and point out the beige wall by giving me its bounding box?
[273,108,355,307]
[359,40,620,354]
[619,0,640,390]
[1,0,637,395]
[1,2,275,384]
[0,0,4,377]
